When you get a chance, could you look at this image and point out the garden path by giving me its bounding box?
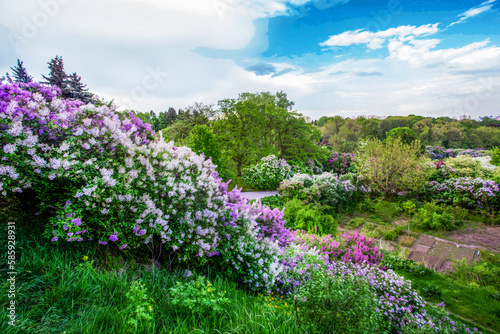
[240,191,279,200]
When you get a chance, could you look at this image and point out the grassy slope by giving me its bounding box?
[0,225,318,334]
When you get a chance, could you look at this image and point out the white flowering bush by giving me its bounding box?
[0,82,283,290]
[278,172,364,212]
[242,155,294,190]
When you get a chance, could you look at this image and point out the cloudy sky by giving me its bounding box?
[1,0,499,119]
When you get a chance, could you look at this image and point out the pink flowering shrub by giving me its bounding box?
[297,230,383,265]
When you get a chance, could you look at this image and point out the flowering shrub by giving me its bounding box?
[251,199,296,248]
[444,155,486,178]
[294,260,428,333]
[422,177,500,211]
[0,81,285,291]
[242,155,293,190]
[323,152,355,175]
[426,146,488,160]
[278,172,363,212]
[297,231,383,265]
[427,161,458,182]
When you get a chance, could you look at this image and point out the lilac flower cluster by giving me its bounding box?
[323,152,356,175]
[422,177,500,210]
[251,199,296,248]
[242,155,294,190]
[297,230,383,265]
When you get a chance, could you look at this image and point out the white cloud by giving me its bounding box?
[320,24,439,50]
[448,0,496,27]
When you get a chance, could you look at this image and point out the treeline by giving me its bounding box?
[316,114,500,152]
[130,92,322,177]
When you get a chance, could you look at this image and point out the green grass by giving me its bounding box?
[0,225,319,334]
[383,253,500,334]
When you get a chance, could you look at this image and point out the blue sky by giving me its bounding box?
[1,0,499,119]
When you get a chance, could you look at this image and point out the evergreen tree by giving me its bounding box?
[68,72,93,103]
[42,55,68,91]
[8,59,33,83]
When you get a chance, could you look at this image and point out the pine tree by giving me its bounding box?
[42,56,68,91]
[9,59,33,83]
[68,72,93,103]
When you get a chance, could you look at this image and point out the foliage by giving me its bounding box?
[242,155,294,190]
[258,195,284,210]
[491,147,500,166]
[346,217,365,230]
[188,124,230,181]
[41,55,93,103]
[125,280,154,329]
[356,138,430,197]
[386,126,419,146]
[6,59,33,83]
[323,152,356,175]
[444,155,486,178]
[357,197,402,224]
[295,207,338,236]
[399,235,416,247]
[215,92,321,176]
[168,276,229,314]
[295,268,383,333]
[412,202,465,231]
[382,226,402,241]
[449,255,500,291]
[421,177,500,212]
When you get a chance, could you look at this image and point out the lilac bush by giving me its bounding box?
[278,172,364,212]
[0,81,285,291]
[422,177,500,210]
[323,152,356,175]
[296,230,383,265]
[426,146,488,160]
[242,155,294,190]
[251,199,296,248]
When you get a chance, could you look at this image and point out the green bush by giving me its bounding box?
[382,226,402,241]
[355,138,430,197]
[444,155,485,178]
[346,217,365,230]
[168,276,230,314]
[295,270,383,333]
[257,195,285,210]
[360,222,382,239]
[414,202,455,231]
[358,198,402,224]
[491,147,500,166]
[295,208,337,235]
